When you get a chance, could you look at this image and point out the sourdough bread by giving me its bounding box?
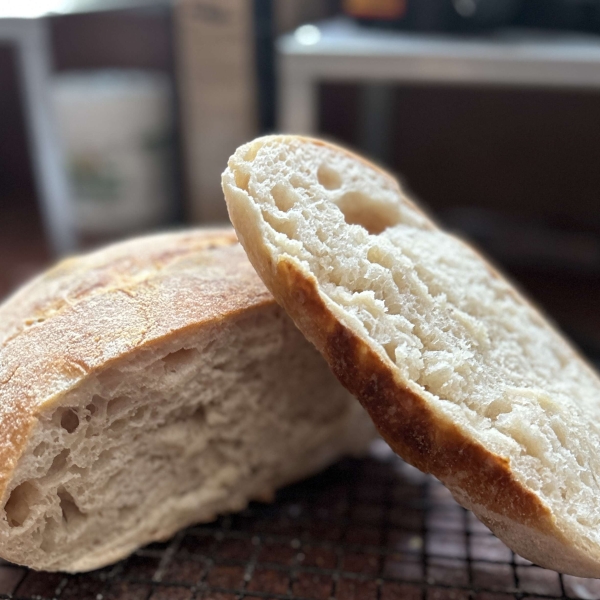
[223,135,600,577]
[0,228,373,572]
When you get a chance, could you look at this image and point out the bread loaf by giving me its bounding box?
[223,135,600,577]
[0,228,373,572]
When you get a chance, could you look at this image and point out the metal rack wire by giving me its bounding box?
[1,441,599,600]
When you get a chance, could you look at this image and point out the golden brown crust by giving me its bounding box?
[0,229,272,502]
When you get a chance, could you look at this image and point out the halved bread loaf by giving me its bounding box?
[223,135,600,577]
[0,228,373,572]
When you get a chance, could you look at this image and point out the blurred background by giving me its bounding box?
[2,0,600,360]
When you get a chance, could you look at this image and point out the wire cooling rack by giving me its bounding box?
[1,440,599,600]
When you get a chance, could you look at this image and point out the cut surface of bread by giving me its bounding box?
[0,228,373,572]
[223,135,600,577]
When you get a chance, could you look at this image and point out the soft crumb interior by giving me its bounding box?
[227,137,600,545]
[1,307,370,570]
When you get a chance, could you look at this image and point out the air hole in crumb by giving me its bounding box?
[262,209,297,240]
[317,164,342,190]
[107,396,132,418]
[550,421,568,448]
[367,245,390,268]
[131,406,148,424]
[96,448,116,469]
[85,402,97,419]
[191,404,207,425]
[243,143,259,162]
[109,418,127,434]
[48,449,70,476]
[335,191,400,235]
[485,397,513,421]
[162,348,198,373]
[383,343,397,364]
[58,488,84,526]
[271,182,296,212]
[213,358,229,372]
[86,395,107,421]
[33,442,48,458]
[4,481,37,527]
[60,409,79,433]
[234,170,250,192]
[290,174,310,189]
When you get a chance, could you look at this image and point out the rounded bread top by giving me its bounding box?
[0,228,272,498]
